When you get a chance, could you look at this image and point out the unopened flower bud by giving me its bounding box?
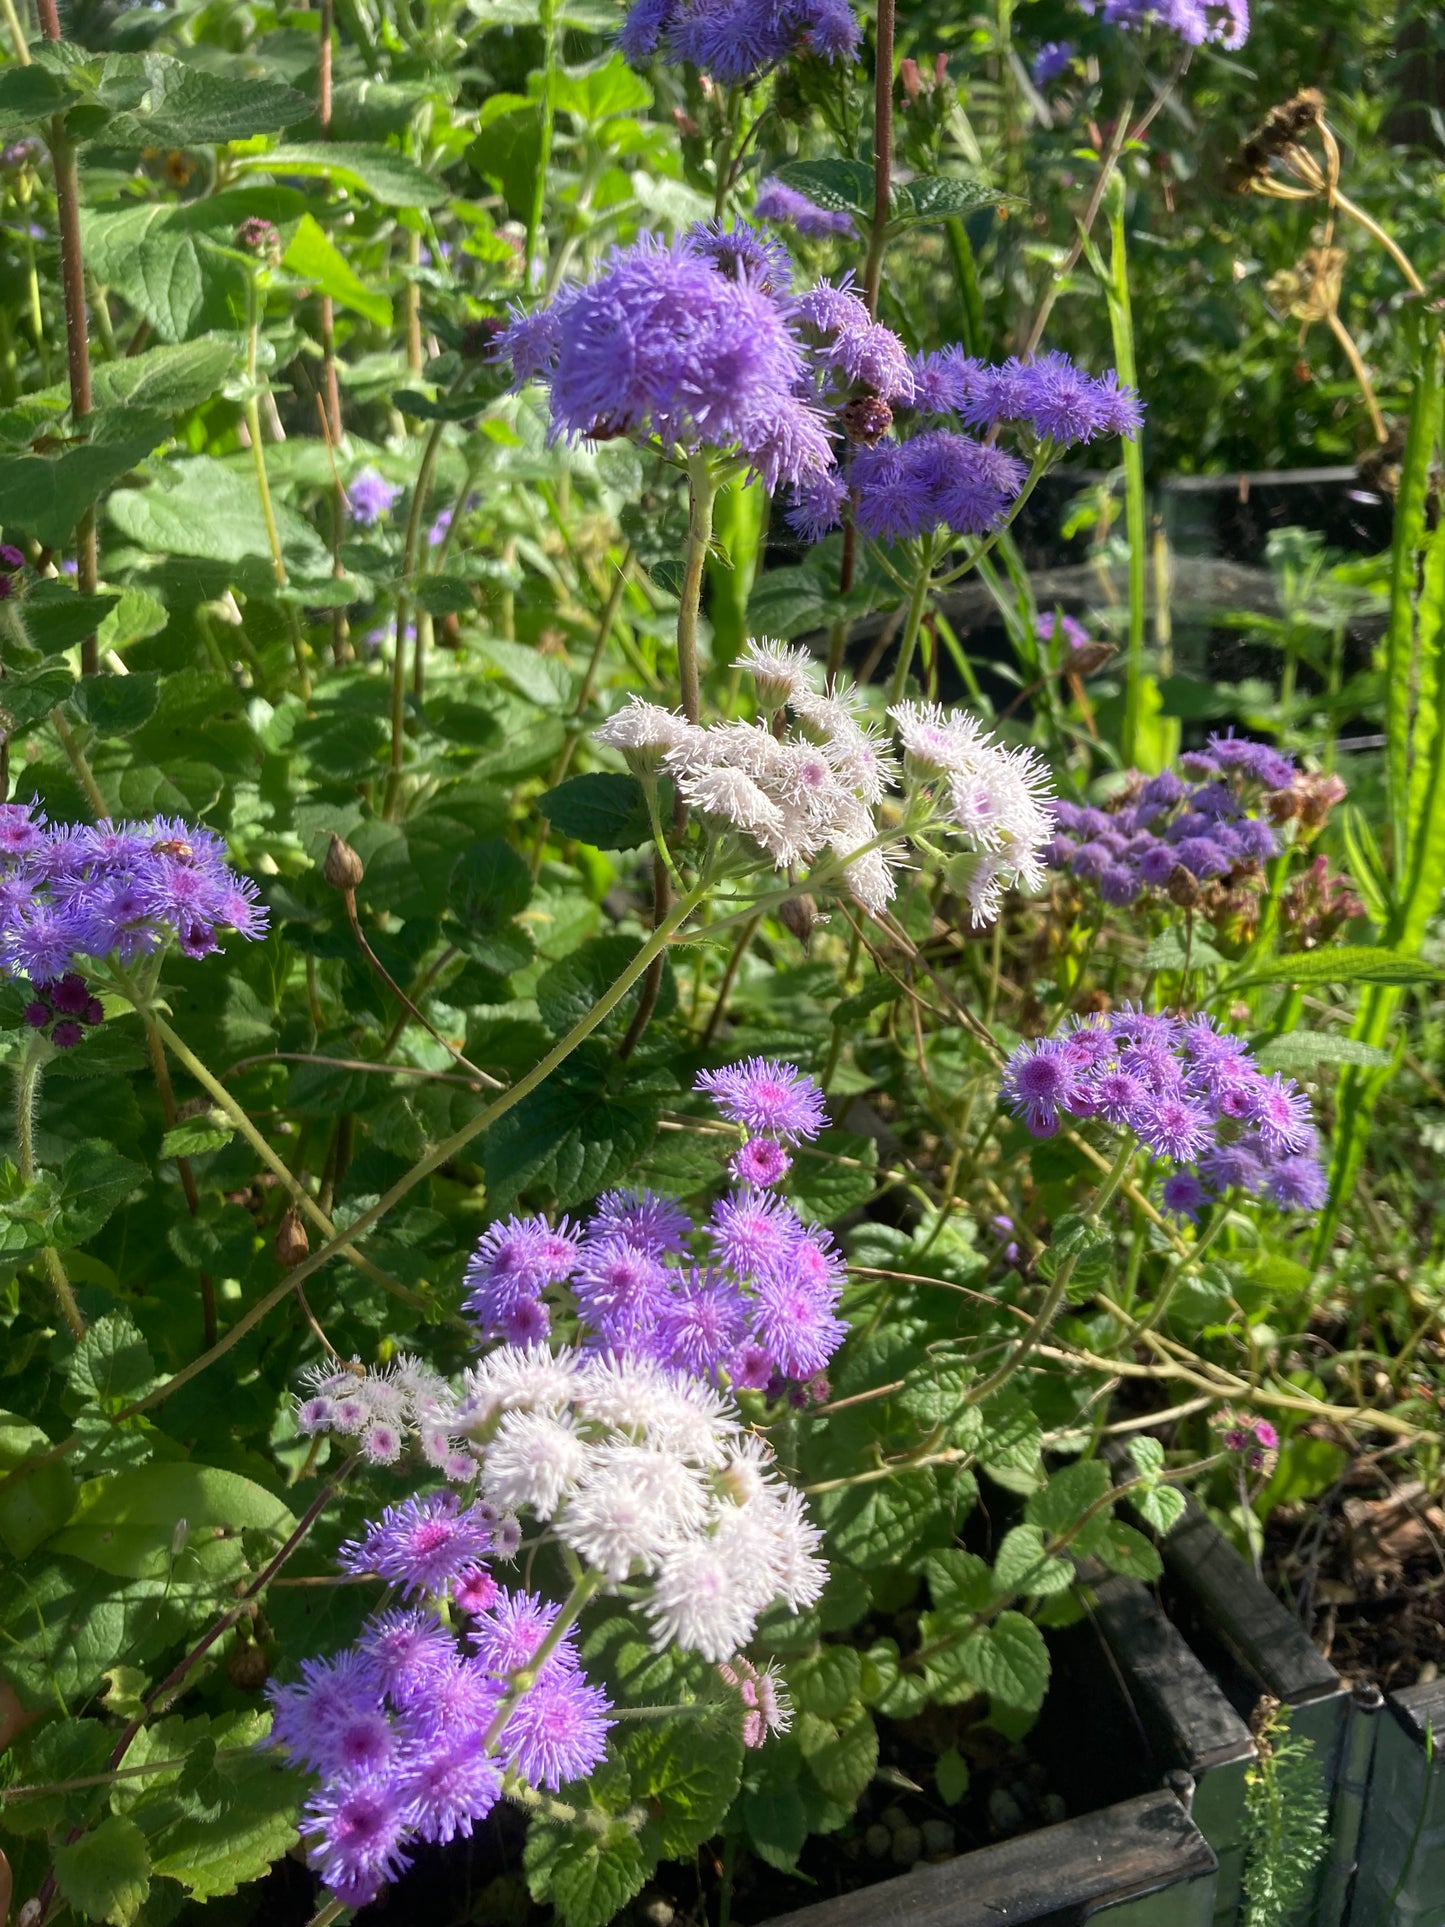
[227,1633,270,1691]
[842,396,894,446]
[1068,641,1116,678]
[459,316,504,359]
[274,1206,310,1269]
[1166,863,1202,909]
[1263,788,1300,824]
[779,893,817,946]
[323,834,365,891]
[236,216,281,265]
[672,106,702,137]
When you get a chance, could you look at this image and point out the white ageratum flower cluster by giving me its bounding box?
[456,1344,827,1662]
[889,700,1056,924]
[296,1355,472,1478]
[595,640,898,913]
[594,640,1056,925]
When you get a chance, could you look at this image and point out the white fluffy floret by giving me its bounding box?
[480,1408,589,1518]
[645,1536,770,1662]
[458,1343,581,1429]
[595,697,704,775]
[734,637,817,709]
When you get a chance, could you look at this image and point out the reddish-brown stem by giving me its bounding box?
[862,0,895,317]
[36,0,99,674]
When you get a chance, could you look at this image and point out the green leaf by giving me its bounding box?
[976,1395,1043,1494]
[526,1827,651,1927]
[796,1703,878,1804]
[89,337,236,413]
[1254,1031,1393,1071]
[1143,928,1227,971]
[52,1140,146,1244]
[0,1411,77,1558]
[743,1778,809,1873]
[788,1128,877,1223]
[813,1466,944,1570]
[282,213,393,328]
[108,457,330,573]
[141,1735,306,1900]
[0,1558,183,1711]
[51,1462,296,1581]
[891,174,1011,222]
[1025,1458,1113,1554]
[957,1612,1051,1712]
[2,665,77,728]
[71,671,161,737]
[1036,1210,1114,1296]
[19,582,123,654]
[65,1313,157,1408]
[925,1548,994,1615]
[541,772,655,850]
[477,636,573,708]
[1229,945,1445,988]
[993,1523,1074,1596]
[159,1119,234,1158]
[1091,1518,1164,1581]
[95,58,309,146]
[52,1814,150,1925]
[235,141,448,206]
[625,1717,744,1858]
[393,387,488,422]
[0,409,171,550]
[484,1076,662,1213]
[935,1745,970,1805]
[0,62,76,138]
[552,53,653,122]
[1130,1481,1186,1535]
[448,837,532,928]
[773,158,873,215]
[790,1644,863,1719]
[535,935,676,1039]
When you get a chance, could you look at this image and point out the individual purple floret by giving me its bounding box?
[755,177,854,238]
[695,1056,829,1141]
[1037,610,1091,652]
[1000,1012,1326,1216]
[620,0,861,83]
[1031,39,1074,84]
[347,467,402,526]
[338,1492,497,1598]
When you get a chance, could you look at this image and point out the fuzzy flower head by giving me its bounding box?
[348,467,402,527]
[496,229,835,493]
[0,809,266,986]
[999,1012,1325,1215]
[621,0,861,82]
[696,1058,828,1142]
[755,177,854,238]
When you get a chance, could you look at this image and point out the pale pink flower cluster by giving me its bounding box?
[594,642,1056,926]
[890,699,1056,923]
[717,1655,793,1748]
[455,1346,827,1662]
[295,1355,471,1478]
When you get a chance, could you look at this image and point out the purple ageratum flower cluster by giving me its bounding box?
[755,177,854,239]
[619,0,859,85]
[496,226,837,492]
[1037,610,1091,652]
[1001,1009,1327,1217]
[1047,732,1296,908]
[1084,0,1248,49]
[789,340,1141,546]
[0,805,267,984]
[347,467,402,527]
[1031,40,1075,84]
[463,1061,844,1391]
[271,1561,613,1910]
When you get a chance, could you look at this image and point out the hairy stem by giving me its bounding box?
[863,0,895,315]
[36,0,99,674]
[385,416,447,816]
[886,535,937,703]
[524,0,560,292]
[677,453,718,722]
[108,887,709,1424]
[14,1032,84,1340]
